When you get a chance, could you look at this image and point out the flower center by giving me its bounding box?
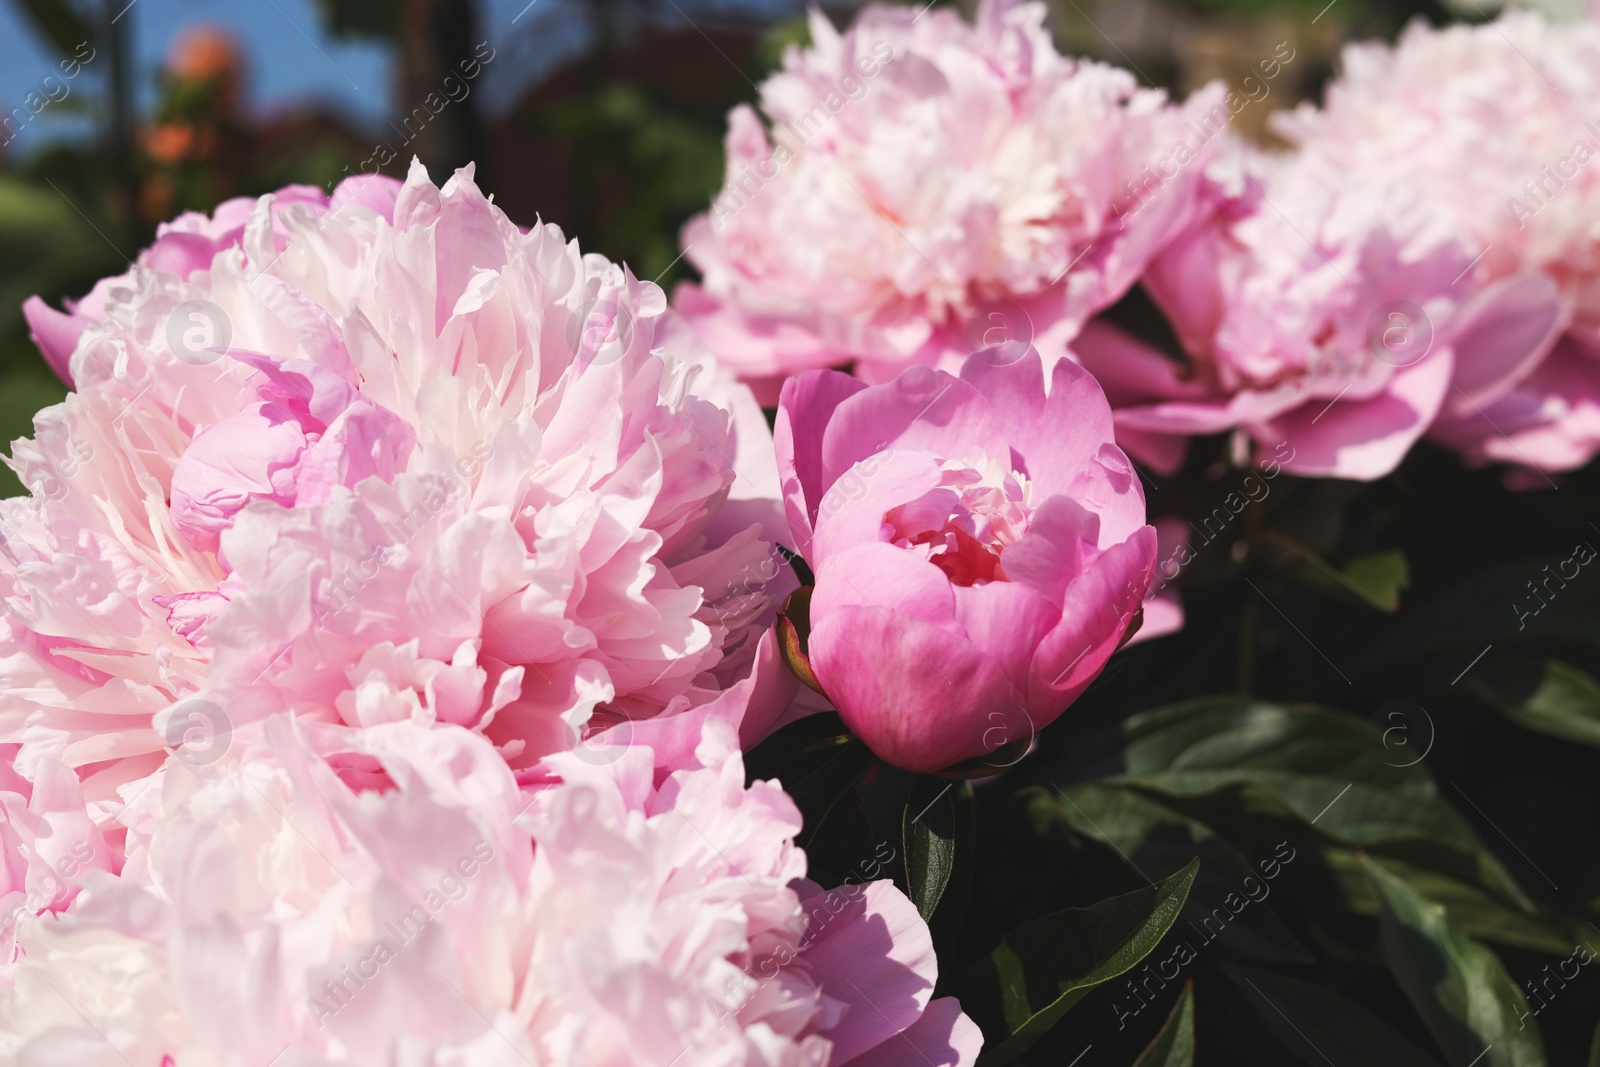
[885,453,1031,587]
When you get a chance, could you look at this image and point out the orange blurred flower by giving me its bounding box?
[146,122,197,164]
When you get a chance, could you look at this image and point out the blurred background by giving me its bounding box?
[0,0,1577,493]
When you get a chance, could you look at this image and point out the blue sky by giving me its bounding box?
[0,0,811,156]
[0,0,388,149]
[0,0,624,154]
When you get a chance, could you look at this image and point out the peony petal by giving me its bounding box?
[22,296,86,387]
[811,602,1026,773]
[802,880,938,1064]
[1444,271,1566,414]
[842,996,983,1067]
[776,369,870,558]
[1261,346,1454,480]
[820,366,1006,495]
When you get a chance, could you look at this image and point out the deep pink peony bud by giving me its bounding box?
[776,347,1156,772]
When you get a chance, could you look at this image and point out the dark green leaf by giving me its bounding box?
[954,859,1199,1066]
[1257,532,1405,612]
[902,776,959,923]
[1116,698,1481,850]
[1364,857,1547,1067]
[1475,658,1600,748]
[1036,783,1314,964]
[798,782,879,889]
[1344,550,1411,613]
[926,781,976,971]
[785,737,877,883]
[1132,982,1195,1067]
[1225,963,1441,1067]
[1100,699,1549,953]
[1328,852,1572,954]
[786,736,876,813]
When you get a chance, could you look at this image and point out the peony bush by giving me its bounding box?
[3,0,1600,1062]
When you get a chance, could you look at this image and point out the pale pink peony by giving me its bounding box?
[22,180,398,387]
[0,714,980,1066]
[0,161,792,841]
[1074,143,1560,480]
[675,0,1228,399]
[776,348,1155,773]
[1275,11,1597,476]
[0,751,116,963]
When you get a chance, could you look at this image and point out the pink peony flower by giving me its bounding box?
[0,752,116,963]
[674,0,1228,400]
[1074,144,1522,480]
[0,162,792,839]
[22,180,398,387]
[0,715,980,1065]
[776,347,1155,773]
[1274,11,1598,477]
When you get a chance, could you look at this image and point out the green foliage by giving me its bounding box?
[1474,657,1600,749]
[526,84,726,287]
[1366,858,1548,1067]
[1132,983,1196,1067]
[0,161,124,495]
[1225,963,1442,1066]
[952,860,1199,1065]
[903,775,961,922]
[310,0,398,39]
[10,0,91,56]
[1115,698,1481,849]
[1344,549,1412,612]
